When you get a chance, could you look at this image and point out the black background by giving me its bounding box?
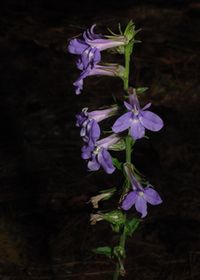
[0,0,200,279]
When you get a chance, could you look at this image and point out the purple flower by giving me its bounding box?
[76,106,118,146]
[112,93,164,140]
[68,24,128,94]
[68,38,101,70]
[121,167,162,217]
[83,24,127,51]
[81,134,120,174]
[74,63,125,95]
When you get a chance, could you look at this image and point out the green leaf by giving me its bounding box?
[125,218,140,237]
[110,223,121,233]
[112,157,123,171]
[136,87,149,94]
[93,246,112,257]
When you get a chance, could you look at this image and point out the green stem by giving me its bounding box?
[113,137,132,280]
[113,41,133,280]
[126,136,132,162]
[124,44,131,91]
[119,136,132,259]
[113,263,120,280]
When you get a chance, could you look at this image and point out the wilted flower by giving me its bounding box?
[90,213,104,225]
[82,134,120,174]
[112,92,164,140]
[90,192,113,209]
[121,164,162,217]
[76,105,118,146]
[90,210,125,227]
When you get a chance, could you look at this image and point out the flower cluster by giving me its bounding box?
[68,23,137,94]
[68,21,164,219]
[76,106,119,174]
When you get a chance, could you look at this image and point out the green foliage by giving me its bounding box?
[125,217,140,237]
[113,246,126,276]
[93,246,112,257]
[124,20,136,42]
[112,157,123,171]
[136,87,149,94]
[103,210,126,232]
[111,224,121,233]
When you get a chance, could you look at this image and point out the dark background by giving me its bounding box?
[0,0,200,279]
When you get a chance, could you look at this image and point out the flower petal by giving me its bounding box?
[68,39,88,55]
[76,112,87,127]
[142,102,151,111]
[97,148,115,174]
[135,196,147,218]
[81,145,93,159]
[121,191,137,210]
[124,101,132,110]
[143,187,163,205]
[130,175,143,191]
[129,117,145,140]
[89,106,118,122]
[112,112,132,133]
[87,120,100,146]
[73,78,83,95]
[85,38,125,51]
[73,67,90,95]
[81,47,101,69]
[129,93,140,108]
[97,134,120,149]
[140,111,164,132]
[92,48,101,65]
[88,154,100,171]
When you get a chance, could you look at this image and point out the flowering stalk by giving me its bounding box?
[68,20,163,280]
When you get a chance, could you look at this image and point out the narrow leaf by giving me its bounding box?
[136,87,149,94]
[125,218,140,237]
[93,246,112,257]
[112,158,123,171]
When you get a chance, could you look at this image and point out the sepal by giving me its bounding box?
[124,20,137,43]
[109,139,126,151]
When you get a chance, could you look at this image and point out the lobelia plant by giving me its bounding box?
[68,21,163,280]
